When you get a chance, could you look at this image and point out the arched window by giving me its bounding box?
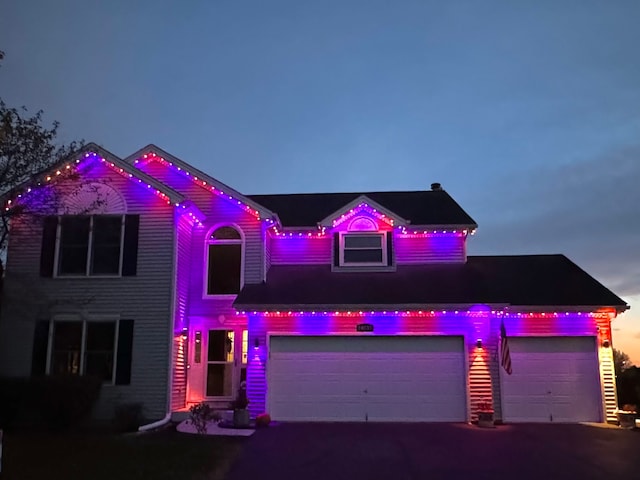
[206,226,243,295]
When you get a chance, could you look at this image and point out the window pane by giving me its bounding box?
[85,323,116,381]
[211,227,241,240]
[242,330,248,364]
[207,244,241,294]
[85,352,114,380]
[53,322,83,350]
[52,351,81,375]
[86,323,115,351]
[52,322,83,375]
[208,330,234,362]
[206,363,233,396]
[59,217,90,275]
[91,216,122,275]
[344,249,383,263]
[344,235,382,248]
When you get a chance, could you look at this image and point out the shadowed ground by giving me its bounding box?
[225,422,638,480]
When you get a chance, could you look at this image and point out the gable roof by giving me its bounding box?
[318,195,408,228]
[234,255,627,311]
[125,144,275,220]
[2,143,185,207]
[83,144,185,204]
[248,190,477,228]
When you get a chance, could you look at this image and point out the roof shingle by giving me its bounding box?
[248,190,477,227]
[234,255,627,310]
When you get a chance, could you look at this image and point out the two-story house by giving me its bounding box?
[0,143,628,424]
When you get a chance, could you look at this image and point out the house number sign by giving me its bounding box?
[356,323,374,332]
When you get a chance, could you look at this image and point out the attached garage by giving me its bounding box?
[267,335,467,422]
[501,336,602,423]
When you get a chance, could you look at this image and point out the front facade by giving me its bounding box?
[0,144,628,423]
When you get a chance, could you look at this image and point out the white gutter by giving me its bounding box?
[138,413,171,432]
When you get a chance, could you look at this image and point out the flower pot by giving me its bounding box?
[233,408,251,428]
[477,411,495,428]
[617,411,637,429]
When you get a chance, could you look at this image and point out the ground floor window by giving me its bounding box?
[205,328,248,397]
[49,320,117,383]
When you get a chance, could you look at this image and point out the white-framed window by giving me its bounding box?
[205,226,244,296]
[56,215,124,276]
[339,232,387,266]
[47,319,119,384]
[205,328,248,398]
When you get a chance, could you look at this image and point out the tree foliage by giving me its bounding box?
[0,52,83,267]
[613,348,632,376]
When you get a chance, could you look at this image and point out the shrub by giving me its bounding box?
[0,375,102,431]
[188,402,219,435]
[113,402,145,432]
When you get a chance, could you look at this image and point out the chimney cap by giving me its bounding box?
[430,182,442,191]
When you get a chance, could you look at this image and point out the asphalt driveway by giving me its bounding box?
[225,422,638,480]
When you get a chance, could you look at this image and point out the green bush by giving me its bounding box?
[188,402,219,434]
[0,375,102,431]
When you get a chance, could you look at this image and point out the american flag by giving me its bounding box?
[500,320,512,375]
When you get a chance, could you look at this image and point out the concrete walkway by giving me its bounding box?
[225,422,639,480]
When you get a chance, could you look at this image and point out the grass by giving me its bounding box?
[0,425,246,480]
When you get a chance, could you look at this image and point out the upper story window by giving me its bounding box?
[59,216,123,275]
[334,216,393,269]
[206,226,243,295]
[40,215,140,278]
[339,232,387,266]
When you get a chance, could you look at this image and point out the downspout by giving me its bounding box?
[138,209,180,432]
[138,413,171,432]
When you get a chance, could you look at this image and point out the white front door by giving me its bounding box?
[501,336,602,423]
[268,335,467,422]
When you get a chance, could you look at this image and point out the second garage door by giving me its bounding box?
[501,336,602,423]
[268,335,467,422]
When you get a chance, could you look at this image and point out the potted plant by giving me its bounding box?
[616,404,637,429]
[232,381,250,428]
[476,399,494,428]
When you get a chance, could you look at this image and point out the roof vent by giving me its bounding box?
[430,182,442,191]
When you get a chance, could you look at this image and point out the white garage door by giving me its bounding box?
[501,337,602,423]
[268,335,467,422]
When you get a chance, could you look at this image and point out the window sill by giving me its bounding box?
[203,294,240,300]
[53,274,123,279]
[332,265,396,273]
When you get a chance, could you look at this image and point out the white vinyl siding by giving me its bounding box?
[0,165,175,419]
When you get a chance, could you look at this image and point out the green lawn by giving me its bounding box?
[0,426,246,480]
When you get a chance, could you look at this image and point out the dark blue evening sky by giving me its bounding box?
[2,1,639,360]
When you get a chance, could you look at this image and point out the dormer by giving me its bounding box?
[251,184,478,271]
[318,195,406,271]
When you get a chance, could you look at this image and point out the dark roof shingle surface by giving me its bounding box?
[248,190,477,227]
[234,255,627,309]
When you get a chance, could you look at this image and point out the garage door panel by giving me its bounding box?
[502,337,601,423]
[268,336,467,422]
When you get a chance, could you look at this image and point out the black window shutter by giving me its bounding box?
[31,320,50,376]
[115,319,134,385]
[40,216,58,277]
[333,234,340,267]
[386,231,393,266]
[122,215,140,276]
